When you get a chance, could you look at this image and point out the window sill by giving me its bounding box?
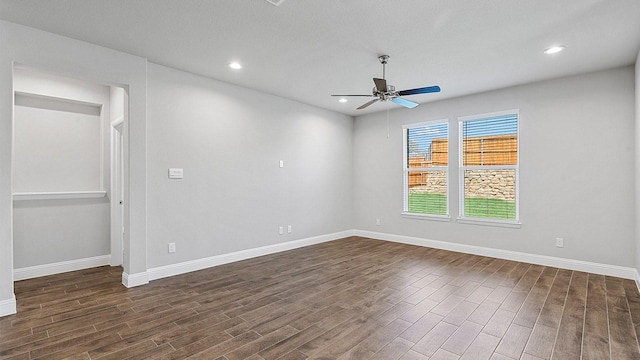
[401,212,451,222]
[13,191,107,201]
[457,217,521,229]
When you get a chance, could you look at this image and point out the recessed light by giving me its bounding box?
[264,0,287,6]
[338,98,348,103]
[544,45,565,55]
[229,62,242,70]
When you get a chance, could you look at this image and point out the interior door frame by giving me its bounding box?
[110,115,124,266]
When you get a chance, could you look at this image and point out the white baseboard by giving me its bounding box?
[148,230,354,281]
[122,271,149,288]
[0,295,16,318]
[355,230,638,280]
[13,255,111,281]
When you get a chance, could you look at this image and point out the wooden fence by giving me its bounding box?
[462,134,517,166]
[408,134,517,187]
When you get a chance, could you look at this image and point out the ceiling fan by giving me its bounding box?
[331,55,441,110]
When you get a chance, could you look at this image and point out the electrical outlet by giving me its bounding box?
[287,225,292,233]
[555,238,564,248]
[168,242,176,253]
[279,226,284,235]
[376,218,381,226]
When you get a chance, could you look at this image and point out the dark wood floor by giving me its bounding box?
[2,237,640,360]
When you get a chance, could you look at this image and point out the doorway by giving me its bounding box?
[12,66,128,278]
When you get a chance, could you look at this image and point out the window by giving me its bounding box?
[403,121,449,217]
[459,111,519,223]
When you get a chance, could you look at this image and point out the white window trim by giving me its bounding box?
[458,109,520,226]
[401,212,451,222]
[457,217,521,228]
[402,119,450,220]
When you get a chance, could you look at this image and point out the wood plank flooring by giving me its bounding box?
[2,236,640,359]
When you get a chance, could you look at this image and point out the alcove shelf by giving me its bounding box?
[13,191,107,201]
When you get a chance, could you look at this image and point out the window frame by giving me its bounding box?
[402,119,451,221]
[458,110,520,228]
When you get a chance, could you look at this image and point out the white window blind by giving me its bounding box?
[459,111,519,222]
[403,121,449,216]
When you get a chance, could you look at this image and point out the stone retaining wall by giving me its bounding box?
[464,169,515,201]
[408,171,446,195]
[408,169,516,202]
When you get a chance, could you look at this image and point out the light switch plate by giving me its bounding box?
[168,168,183,179]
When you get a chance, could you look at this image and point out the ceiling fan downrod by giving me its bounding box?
[378,55,389,80]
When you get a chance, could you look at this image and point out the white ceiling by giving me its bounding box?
[1,0,639,116]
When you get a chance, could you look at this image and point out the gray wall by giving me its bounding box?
[146,63,353,268]
[13,199,110,268]
[354,66,636,267]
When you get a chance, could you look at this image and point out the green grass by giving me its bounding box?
[408,193,515,220]
[464,197,515,220]
[408,193,447,215]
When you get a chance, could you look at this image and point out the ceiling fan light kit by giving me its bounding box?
[331,55,440,110]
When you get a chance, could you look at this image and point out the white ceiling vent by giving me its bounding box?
[263,0,287,6]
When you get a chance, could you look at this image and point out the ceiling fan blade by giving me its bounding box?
[373,78,387,92]
[397,85,441,96]
[391,97,419,109]
[331,94,374,97]
[357,99,379,110]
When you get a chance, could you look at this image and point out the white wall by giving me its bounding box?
[13,103,102,191]
[354,66,635,267]
[0,21,148,316]
[12,68,111,269]
[13,199,110,268]
[635,51,640,280]
[146,63,353,268]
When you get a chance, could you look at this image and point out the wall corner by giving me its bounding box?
[122,271,149,288]
[0,294,17,318]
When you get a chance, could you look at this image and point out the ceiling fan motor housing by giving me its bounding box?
[373,84,396,101]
